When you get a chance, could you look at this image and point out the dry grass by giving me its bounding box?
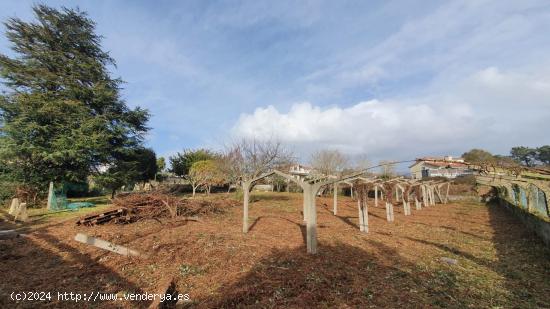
[1,192,548,308]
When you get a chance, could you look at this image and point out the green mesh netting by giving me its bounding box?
[48,184,68,211]
[48,182,96,211]
[67,202,95,210]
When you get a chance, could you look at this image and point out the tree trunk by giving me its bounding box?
[192,186,196,197]
[111,189,116,199]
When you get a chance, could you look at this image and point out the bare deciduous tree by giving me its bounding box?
[270,174,288,192]
[310,149,349,177]
[217,148,242,192]
[352,154,371,172]
[224,138,294,183]
[378,160,396,179]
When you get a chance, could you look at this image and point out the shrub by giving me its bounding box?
[453,175,476,185]
[0,181,16,207]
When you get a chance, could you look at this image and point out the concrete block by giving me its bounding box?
[74,233,141,257]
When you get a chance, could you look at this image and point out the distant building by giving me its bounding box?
[288,164,312,180]
[252,184,274,192]
[409,156,474,179]
[251,164,311,192]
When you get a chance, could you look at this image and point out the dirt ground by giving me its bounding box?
[1,192,549,308]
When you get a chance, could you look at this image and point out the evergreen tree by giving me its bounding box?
[0,5,149,195]
[510,146,537,167]
[536,145,550,166]
[94,147,157,198]
[461,149,495,164]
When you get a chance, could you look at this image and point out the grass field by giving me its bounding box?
[1,192,549,308]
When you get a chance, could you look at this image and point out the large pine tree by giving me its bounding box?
[0,5,149,195]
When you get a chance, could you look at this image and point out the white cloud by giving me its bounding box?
[233,99,478,158]
[468,67,550,102]
[233,65,550,160]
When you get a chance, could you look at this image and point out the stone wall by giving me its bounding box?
[496,196,550,246]
[477,174,550,247]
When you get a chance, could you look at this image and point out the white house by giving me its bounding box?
[288,164,312,180]
[409,156,474,179]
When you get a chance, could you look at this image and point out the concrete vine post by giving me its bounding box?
[8,198,20,215]
[303,191,309,222]
[47,181,54,210]
[383,183,395,222]
[396,184,410,216]
[305,183,323,254]
[413,184,422,210]
[333,182,338,215]
[357,194,363,231]
[402,184,412,216]
[385,202,394,222]
[426,185,431,206]
[421,185,427,207]
[434,183,444,204]
[374,185,378,207]
[357,186,369,233]
[363,189,369,232]
[242,181,251,233]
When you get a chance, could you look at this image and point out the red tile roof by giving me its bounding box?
[422,161,468,168]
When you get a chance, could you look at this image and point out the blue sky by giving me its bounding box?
[1,0,550,166]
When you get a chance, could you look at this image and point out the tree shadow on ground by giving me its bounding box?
[366,212,386,220]
[320,201,388,227]
[404,201,550,308]
[0,223,147,308]
[333,215,360,229]
[0,211,33,234]
[404,236,492,268]
[411,222,488,241]
[486,200,550,307]
[250,194,292,202]
[0,208,81,233]
[193,242,467,308]
[68,196,111,205]
[438,225,489,240]
[249,216,306,244]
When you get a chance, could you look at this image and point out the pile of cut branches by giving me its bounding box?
[78,192,239,226]
[113,192,181,219]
